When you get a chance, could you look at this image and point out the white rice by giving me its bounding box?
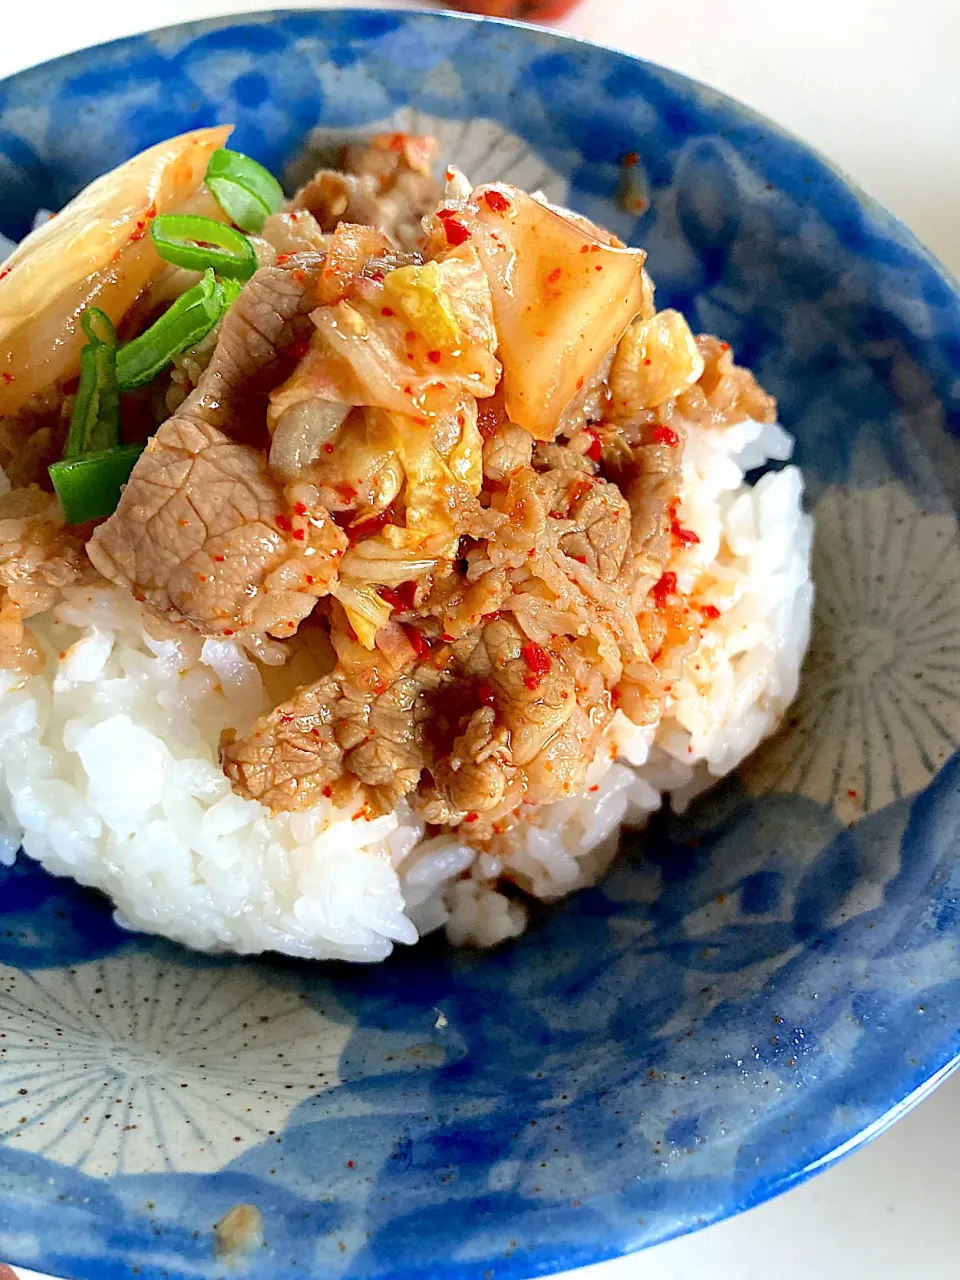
[0,418,812,960]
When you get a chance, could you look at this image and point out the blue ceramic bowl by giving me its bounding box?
[2,10,960,1280]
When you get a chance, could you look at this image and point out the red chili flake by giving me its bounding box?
[378,586,408,612]
[0,267,12,282]
[700,603,721,620]
[322,785,333,799]
[438,210,470,246]
[718,341,731,352]
[278,712,294,725]
[403,385,414,396]
[381,306,395,317]
[346,1160,355,1168]
[292,528,305,541]
[642,358,652,366]
[275,254,292,266]
[223,628,234,637]
[403,623,430,661]
[520,641,551,691]
[348,509,390,542]
[671,521,700,547]
[580,245,590,255]
[177,518,190,527]
[464,812,479,824]
[427,350,443,365]
[128,202,157,242]
[367,267,386,283]
[291,269,307,283]
[571,554,587,565]
[483,189,512,214]
[293,501,308,516]
[323,442,335,454]
[445,167,455,182]
[441,632,456,643]
[477,681,496,707]
[847,788,858,799]
[310,727,321,739]
[305,575,316,585]
[336,483,358,503]
[584,429,603,462]
[595,265,604,272]
[214,554,226,563]
[651,571,677,607]
[651,425,680,447]
[275,513,293,533]
[286,338,310,361]
[404,330,418,343]
[396,579,419,610]
[546,267,563,285]
[1,372,14,384]
[624,152,639,167]
[589,784,599,793]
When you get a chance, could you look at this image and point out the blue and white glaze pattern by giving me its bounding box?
[1,10,960,1280]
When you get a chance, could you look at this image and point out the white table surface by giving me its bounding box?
[2,3,959,1279]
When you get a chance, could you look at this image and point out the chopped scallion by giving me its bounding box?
[150,213,257,280]
[116,269,225,390]
[64,307,120,459]
[220,276,244,310]
[49,443,145,525]
[205,148,285,234]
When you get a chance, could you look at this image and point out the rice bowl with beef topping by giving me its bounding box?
[0,128,812,960]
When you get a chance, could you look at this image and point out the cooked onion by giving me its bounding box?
[0,126,231,413]
[611,309,705,413]
[268,399,350,479]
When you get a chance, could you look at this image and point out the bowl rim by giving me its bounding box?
[2,9,960,1280]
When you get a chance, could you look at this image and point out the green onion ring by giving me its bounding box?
[64,307,120,459]
[49,443,145,526]
[205,148,285,234]
[150,213,257,280]
[116,269,226,390]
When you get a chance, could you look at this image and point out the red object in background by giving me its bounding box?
[445,0,582,20]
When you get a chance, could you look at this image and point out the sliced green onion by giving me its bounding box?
[81,307,118,349]
[220,276,244,310]
[205,148,285,234]
[64,307,120,459]
[150,213,257,281]
[116,270,225,390]
[49,444,145,525]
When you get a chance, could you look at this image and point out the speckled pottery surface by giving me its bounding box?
[1,9,960,1280]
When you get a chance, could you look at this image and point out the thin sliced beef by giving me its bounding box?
[178,252,328,445]
[221,609,612,835]
[0,486,83,675]
[88,417,345,638]
[222,442,645,831]
[221,665,437,815]
[290,134,442,252]
[88,255,348,639]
